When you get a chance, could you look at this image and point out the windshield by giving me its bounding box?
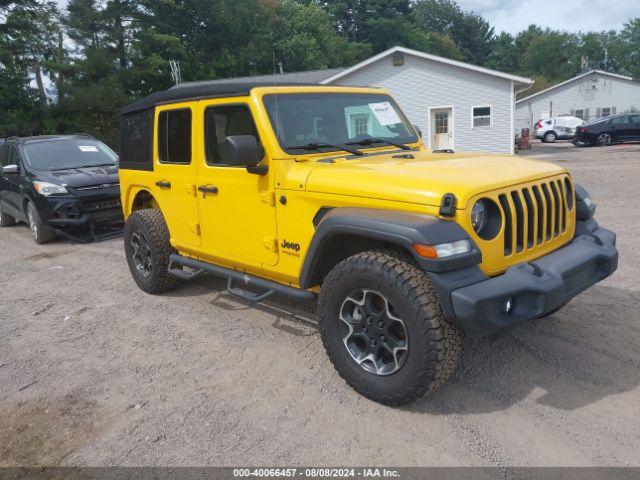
[23,139,118,171]
[263,93,418,154]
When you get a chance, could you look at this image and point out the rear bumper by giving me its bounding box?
[433,228,617,335]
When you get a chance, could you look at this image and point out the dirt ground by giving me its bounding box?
[1,141,639,467]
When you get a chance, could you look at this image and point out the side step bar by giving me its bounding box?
[167,253,316,302]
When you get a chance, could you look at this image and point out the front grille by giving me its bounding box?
[497,176,573,257]
[82,198,122,212]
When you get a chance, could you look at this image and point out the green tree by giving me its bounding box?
[617,18,640,79]
[0,0,60,135]
[412,0,494,65]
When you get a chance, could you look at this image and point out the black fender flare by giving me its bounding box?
[298,207,481,289]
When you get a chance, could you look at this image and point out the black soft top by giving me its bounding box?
[121,82,318,115]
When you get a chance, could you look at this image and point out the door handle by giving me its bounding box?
[198,185,218,194]
[155,180,171,189]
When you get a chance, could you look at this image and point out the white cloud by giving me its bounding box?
[456,0,639,34]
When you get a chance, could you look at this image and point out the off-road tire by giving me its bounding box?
[318,249,464,406]
[0,204,16,227]
[124,209,178,294]
[27,201,55,244]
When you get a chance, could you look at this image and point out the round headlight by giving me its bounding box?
[471,201,487,233]
[471,198,501,240]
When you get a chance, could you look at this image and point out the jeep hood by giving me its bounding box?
[303,151,567,208]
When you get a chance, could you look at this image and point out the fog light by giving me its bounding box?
[504,297,514,315]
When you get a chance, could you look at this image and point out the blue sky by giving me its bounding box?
[54,0,639,35]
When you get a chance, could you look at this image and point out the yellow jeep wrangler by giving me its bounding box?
[119,84,618,405]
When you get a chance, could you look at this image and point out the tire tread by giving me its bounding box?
[318,249,463,406]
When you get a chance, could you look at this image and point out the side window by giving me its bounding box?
[8,145,21,166]
[630,115,640,125]
[611,116,629,125]
[158,108,192,164]
[121,109,153,170]
[204,104,258,166]
[0,145,8,167]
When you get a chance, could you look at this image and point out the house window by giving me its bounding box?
[348,113,372,138]
[472,106,491,127]
[158,108,192,164]
[575,108,589,122]
[599,107,615,118]
[355,116,369,135]
[434,112,449,134]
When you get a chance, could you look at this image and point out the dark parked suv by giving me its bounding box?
[573,113,640,146]
[0,135,123,243]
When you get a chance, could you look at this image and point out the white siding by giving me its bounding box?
[328,54,515,154]
[516,72,640,130]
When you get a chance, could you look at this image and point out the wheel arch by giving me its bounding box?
[126,187,159,217]
[298,208,481,289]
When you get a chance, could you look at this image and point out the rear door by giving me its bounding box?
[609,115,632,141]
[153,102,201,249]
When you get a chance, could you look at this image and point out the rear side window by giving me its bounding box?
[630,115,640,124]
[611,116,629,125]
[204,104,258,165]
[158,108,192,164]
[120,110,153,170]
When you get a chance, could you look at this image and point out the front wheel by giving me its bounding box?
[27,201,55,244]
[124,209,178,294]
[318,250,463,406]
[0,203,16,227]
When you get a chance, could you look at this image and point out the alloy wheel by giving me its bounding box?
[130,231,152,278]
[27,206,38,240]
[597,133,612,146]
[339,289,408,376]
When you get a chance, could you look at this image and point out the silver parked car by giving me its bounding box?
[534,116,586,143]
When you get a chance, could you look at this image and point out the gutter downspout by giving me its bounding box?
[515,81,535,132]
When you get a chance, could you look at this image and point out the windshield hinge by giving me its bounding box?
[260,191,276,207]
[264,236,278,252]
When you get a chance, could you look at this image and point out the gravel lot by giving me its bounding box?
[1,141,639,467]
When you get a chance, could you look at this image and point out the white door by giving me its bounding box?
[431,108,453,150]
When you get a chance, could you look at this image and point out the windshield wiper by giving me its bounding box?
[286,142,363,156]
[346,137,412,150]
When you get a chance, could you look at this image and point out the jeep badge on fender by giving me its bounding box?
[280,239,301,252]
[119,83,618,406]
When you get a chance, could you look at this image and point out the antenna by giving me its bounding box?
[273,49,281,143]
[169,60,182,85]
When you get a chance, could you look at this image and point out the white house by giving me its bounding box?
[516,70,640,130]
[320,47,532,155]
[181,46,533,154]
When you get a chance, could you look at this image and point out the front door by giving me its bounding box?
[430,108,453,150]
[195,99,278,266]
[1,145,25,219]
[153,102,201,249]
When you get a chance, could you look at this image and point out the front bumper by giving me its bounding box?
[36,187,124,240]
[434,228,617,335]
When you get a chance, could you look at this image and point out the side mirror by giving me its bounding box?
[413,124,423,138]
[2,164,18,174]
[225,135,259,164]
